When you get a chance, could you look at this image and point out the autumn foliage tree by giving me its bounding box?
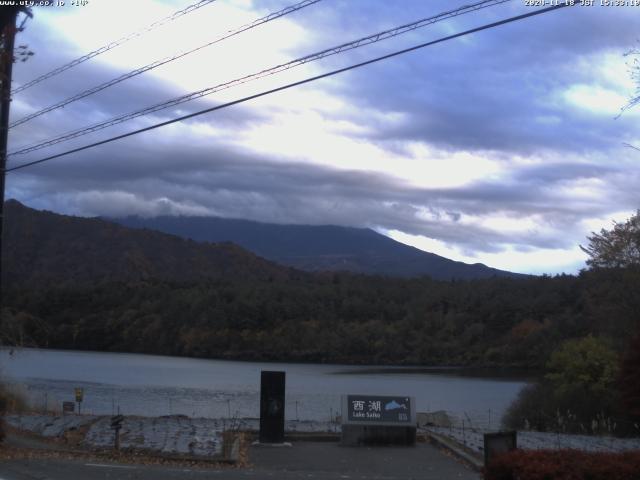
[502,336,621,433]
[545,336,619,398]
[580,210,640,269]
[580,211,640,426]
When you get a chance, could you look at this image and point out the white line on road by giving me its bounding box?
[85,463,138,469]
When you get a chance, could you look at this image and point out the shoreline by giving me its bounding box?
[0,346,542,379]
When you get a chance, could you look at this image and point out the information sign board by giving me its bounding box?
[342,395,415,425]
[62,401,75,414]
[341,394,416,446]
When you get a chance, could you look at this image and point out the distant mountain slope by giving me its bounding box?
[113,215,522,280]
[2,200,294,286]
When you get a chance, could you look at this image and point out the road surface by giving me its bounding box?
[0,441,479,479]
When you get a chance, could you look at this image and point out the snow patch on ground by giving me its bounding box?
[6,414,222,456]
[83,416,222,456]
[5,414,96,437]
[425,426,640,454]
[5,414,340,457]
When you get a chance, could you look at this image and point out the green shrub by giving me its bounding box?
[502,382,556,431]
[503,336,632,434]
[545,336,619,398]
[483,449,640,480]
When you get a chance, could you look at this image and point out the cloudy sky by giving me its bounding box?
[5,0,640,274]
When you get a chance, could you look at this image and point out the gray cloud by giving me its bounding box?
[5,1,640,273]
[8,14,266,157]
[318,3,638,155]
[8,134,633,255]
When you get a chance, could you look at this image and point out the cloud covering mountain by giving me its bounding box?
[6,0,640,274]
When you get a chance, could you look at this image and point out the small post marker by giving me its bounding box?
[62,401,75,415]
[75,387,84,414]
[111,414,124,451]
[484,431,517,466]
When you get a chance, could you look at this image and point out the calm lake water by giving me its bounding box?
[0,348,528,428]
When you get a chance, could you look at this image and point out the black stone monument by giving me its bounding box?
[259,370,286,443]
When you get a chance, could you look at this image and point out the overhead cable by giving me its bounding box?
[10,0,321,129]
[8,0,513,157]
[4,2,576,174]
[12,0,219,94]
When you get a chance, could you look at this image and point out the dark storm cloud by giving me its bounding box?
[9,12,265,154]
[13,1,635,158]
[510,162,616,185]
[312,2,639,155]
[6,0,640,272]
[8,132,629,253]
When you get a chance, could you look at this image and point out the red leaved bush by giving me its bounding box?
[483,449,640,480]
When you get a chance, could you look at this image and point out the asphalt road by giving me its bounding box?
[0,442,480,480]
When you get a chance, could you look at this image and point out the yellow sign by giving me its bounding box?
[75,387,84,403]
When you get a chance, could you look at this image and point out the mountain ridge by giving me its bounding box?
[112,214,523,280]
[2,199,297,286]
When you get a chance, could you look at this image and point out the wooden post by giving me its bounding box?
[0,7,19,324]
[114,426,120,451]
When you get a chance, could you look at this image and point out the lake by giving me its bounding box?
[0,348,528,428]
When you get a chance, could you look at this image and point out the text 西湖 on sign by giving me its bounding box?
[345,395,413,423]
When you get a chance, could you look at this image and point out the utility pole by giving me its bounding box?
[0,7,20,327]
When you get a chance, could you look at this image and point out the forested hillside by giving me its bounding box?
[1,201,638,368]
[4,270,638,367]
[2,200,296,286]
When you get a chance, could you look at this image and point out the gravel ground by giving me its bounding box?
[5,414,97,437]
[425,426,640,453]
[6,414,222,456]
[5,414,339,458]
[12,413,639,458]
[84,416,222,456]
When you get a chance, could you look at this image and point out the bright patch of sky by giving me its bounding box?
[7,0,640,275]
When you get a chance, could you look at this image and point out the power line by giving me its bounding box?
[4,2,575,174]
[8,0,513,157]
[10,0,322,129]
[11,0,219,94]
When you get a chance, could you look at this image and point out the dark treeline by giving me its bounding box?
[3,267,638,367]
